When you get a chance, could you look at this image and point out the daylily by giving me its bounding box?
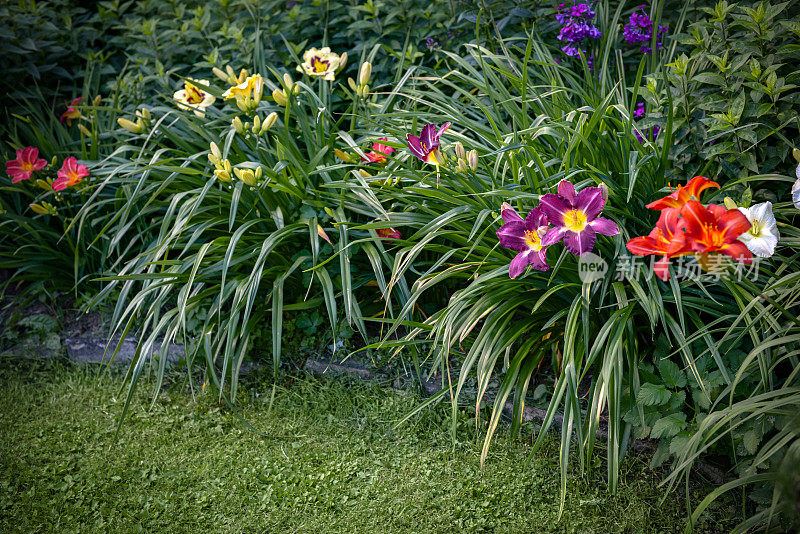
[626,207,692,280]
[737,201,779,258]
[646,176,719,210]
[362,138,395,163]
[60,97,83,125]
[222,74,264,101]
[377,227,402,240]
[407,122,450,165]
[297,47,343,81]
[52,157,89,191]
[681,200,752,266]
[173,79,216,117]
[540,180,619,256]
[6,147,47,183]
[496,203,551,278]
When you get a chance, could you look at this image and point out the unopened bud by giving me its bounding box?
[139,107,151,121]
[78,124,92,137]
[93,95,102,106]
[252,76,264,105]
[210,142,222,160]
[30,202,57,215]
[223,159,232,173]
[213,66,228,82]
[238,69,248,83]
[261,112,278,134]
[793,148,800,163]
[456,159,468,172]
[292,84,300,95]
[283,73,294,90]
[358,61,372,86]
[335,149,354,163]
[234,168,257,186]
[272,89,287,107]
[255,166,263,181]
[348,78,358,92]
[337,52,348,72]
[252,115,261,134]
[317,224,332,244]
[36,179,52,191]
[723,196,739,210]
[214,169,232,182]
[232,116,245,135]
[360,84,370,97]
[467,150,477,170]
[598,182,609,202]
[359,169,371,178]
[226,65,236,81]
[117,117,142,133]
[454,142,466,160]
[50,156,58,167]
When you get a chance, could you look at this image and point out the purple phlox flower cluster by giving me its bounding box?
[632,101,660,142]
[425,37,440,51]
[623,5,667,53]
[555,3,601,58]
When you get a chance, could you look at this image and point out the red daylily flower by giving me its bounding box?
[362,138,395,163]
[53,157,89,191]
[646,176,719,211]
[626,208,693,280]
[60,97,84,126]
[377,227,402,240]
[680,200,752,263]
[6,147,47,183]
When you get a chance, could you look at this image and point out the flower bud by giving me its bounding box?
[139,107,152,121]
[598,182,609,202]
[223,159,232,173]
[467,150,478,170]
[348,78,358,92]
[337,52,348,72]
[210,142,222,160]
[359,169,371,178]
[226,65,236,81]
[335,148,354,163]
[30,202,57,215]
[234,168,257,186]
[213,66,229,82]
[453,141,466,160]
[272,89,287,107]
[36,179,52,191]
[252,115,261,134]
[252,77,264,105]
[723,196,739,210]
[283,73,294,90]
[359,84,370,97]
[456,159,468,172]
[238,68,248,83]
[255,166,263,181]
[232,116,246,135]
[117,117,142,133]
[214,169,232,182]
[793,148,800,163]
[292,84,300,95]
[317,224,333,245]
[261,112,278,134]
[78,124,92,137]
[358,61,372,86]
[51,156,58,167]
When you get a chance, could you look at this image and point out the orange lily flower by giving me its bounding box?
[626,208,693,280]
[680,200,752,264]
[646,176,719,211]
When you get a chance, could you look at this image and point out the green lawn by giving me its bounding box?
[0,358,735,533]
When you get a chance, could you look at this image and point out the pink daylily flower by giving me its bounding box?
[60,97,83,126]
[540,180,619,255]
[52,157,89,191]
[407,122,450,165]
[6,147,47,183]
[362,138,395,163]
[496,202,551,278]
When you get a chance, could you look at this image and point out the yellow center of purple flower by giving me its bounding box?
[524,228,545,251]
[563,209,588,233]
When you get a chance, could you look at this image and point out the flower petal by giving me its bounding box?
[563,227,596,255]
[509,251,531,278]
[406,134,426,160]
[539,193,571,226]
[575,187,605,220]
[500,203,523,223]
[719,242,753,264]
[542,225,568,247]
[525,206,548,228]
[717,209,751,242]
[626,236,661,256]
[497,221,528,252]
[557,180,576,203]
[589,216,618,236]
[420,123,437,150]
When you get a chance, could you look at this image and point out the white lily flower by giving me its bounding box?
[793,162,800,209]
[738,201,779,258]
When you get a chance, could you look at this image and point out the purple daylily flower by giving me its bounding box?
[496,203,551,278]
[407,122,451,165]
[540,180,619,256]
